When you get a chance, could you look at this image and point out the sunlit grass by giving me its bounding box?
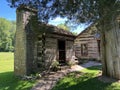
[0,52,35,90]
[0,52,14,61]
[0,59,14,73]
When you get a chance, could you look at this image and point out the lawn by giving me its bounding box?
[52,66,120,90]
[1,52,120,90]
[0,52,35,90]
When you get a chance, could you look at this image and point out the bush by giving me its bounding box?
[50,60,60,71]
[67,60,78,67]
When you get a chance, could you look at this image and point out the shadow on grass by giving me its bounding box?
[52,66,115,90]
[52,74,111,90]
[86,65,102,71]
[0,72,35,90]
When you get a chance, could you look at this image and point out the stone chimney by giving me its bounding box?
[14,6,37,76]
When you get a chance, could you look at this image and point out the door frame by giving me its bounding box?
[57,40,66,63]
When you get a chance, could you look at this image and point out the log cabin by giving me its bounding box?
[14,6,76,76]
[74,23,100,61]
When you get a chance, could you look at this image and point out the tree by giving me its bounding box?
[57,23,70,31]
[0,18,16,52]
[7,0,119,23]
[7,0,120,79]
[57,23,78,35]
[10,21,16,50]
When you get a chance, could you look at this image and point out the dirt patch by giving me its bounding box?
[97,71,118,83]
[71,65,85,71]
[71,61,101,71]
[98,75,118,83]
[81,61,101,68]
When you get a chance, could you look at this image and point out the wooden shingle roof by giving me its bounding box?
[76,22,99,38]
[38,23,76,37]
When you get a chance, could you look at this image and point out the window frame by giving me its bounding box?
[81,43,88,56]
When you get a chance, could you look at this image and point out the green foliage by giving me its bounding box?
[50,60,60,71]
[57,23,78,35]
[0,52,35,90]
[52,66,120,90]
[67,60,77,67]
[72,32,78,35]
[7,0,99,23]
[57,23,70,31]
[0,18,16,52]
[7,0,119,24]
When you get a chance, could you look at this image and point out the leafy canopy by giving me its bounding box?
[0,18,16,52]
[7,0,119,24]
[57,23,70,31]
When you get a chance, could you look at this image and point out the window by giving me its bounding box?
[81,44,88,56]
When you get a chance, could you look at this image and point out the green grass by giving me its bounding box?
[0,52,35,90]
[52,66,120,90]
[0,52,14,61]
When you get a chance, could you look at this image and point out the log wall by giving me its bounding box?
[45,33,75,64]
[15,7,75,76]
[75,27,100,60]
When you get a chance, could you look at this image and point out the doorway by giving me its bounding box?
[97,40,101,55]
[58,40,66,63]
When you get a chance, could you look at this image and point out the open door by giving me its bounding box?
[58,40,66,63]
[97,40,101,55]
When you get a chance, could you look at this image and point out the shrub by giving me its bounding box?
[67,60,77,67]
[50,60,60,72]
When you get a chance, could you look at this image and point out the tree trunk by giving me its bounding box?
[98,18,108,76]
[100,28,107,76]
[101,14,120,79]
